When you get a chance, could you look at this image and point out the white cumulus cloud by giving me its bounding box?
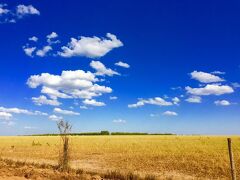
[32,95,61,106]
[128,97,173,108]
[58,33,123,58]
[113,119,126,123]
[211,71,225,75]
[0,112,12,120]
[47,32,60,44]
[29,36,38,42]
[80,105,88,109]
[186,84,234,96]
[83,99,106,106]
[36,45,52,57]
[53,108,80,115]
[48,115,63,121]
[0,4,9,15]
[0,4,40,23]
[162,111,178,116]
[172,97,180,105]
[16,5,40,17]
[232,82,240,88]
[23,46,36,57]
[115,61,130,68]
[27,69,112,101]
[0,106,47,116]
[185,96,202,103]
[90,61,119,76]
[190,71,225,83]
[214,100,231,106]
[110,96,118,100]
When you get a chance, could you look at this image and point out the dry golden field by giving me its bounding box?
[0,135,240,179]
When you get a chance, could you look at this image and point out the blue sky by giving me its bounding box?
[0,0,239,135]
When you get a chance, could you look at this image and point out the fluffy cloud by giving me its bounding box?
[211,71,225,75]
[47,32,58,39]
[90,61,119,76]
[186,84,234,96]
[16,5,40,17]
[190,71,225,83]
[150,113,159,117]
[23,46,36,57]
[110,96,118,100]
[23,32,60,58]
[48,115,63,121]
[32,95,61,106]
[83,99,105,106]
[115,61,130,68]
[27,69,112,101]
[80,105,88,109]
[171,86,182,90]
[47,32,60,44]
[128,97,173,108]
[24,33,122,59]
[0,4,40,23]
[113,119,126,123]
[41,86,71,99]
[27,71,96,89]
[34,111,48,116]
[214,100,231,106]
[2,121,15,126]
[29,36,38,42]
[0,4,9,15]
[24,126,37,129]
[0,112,12,120]
[36,45,52,57]
[58,33,123,58]
[172,97,180,105]
[185,96,202,103]
[232,82,240,88]
[53,108,80,115]
[0,106,47,116]
[162,111,178,116]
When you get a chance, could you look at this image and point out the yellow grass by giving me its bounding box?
[0,135,239,179]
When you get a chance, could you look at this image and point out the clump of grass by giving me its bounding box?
[104,170,125,180]
[32,140,42,146]
[144,174,156,180]
[126,172,139,180]
[76,168,84,175]
[103,171,147,180]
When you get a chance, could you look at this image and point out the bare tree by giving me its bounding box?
[57,119,72,171]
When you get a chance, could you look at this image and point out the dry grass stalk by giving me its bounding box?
[57,119,72,172]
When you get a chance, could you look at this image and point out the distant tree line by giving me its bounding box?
[29,131,175,136]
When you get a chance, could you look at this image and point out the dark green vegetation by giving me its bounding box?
[30,131,175,136]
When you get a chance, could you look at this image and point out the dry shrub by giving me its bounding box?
[57,120,72,172]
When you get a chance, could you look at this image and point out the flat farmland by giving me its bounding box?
[0,135,240,179]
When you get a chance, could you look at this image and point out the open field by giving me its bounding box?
[0,135,240,179]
